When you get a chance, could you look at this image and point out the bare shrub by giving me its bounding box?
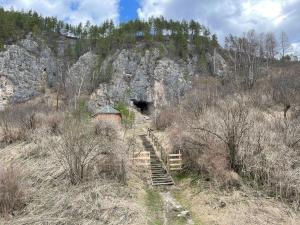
[0,103,42,144]
[238,109,300,209]
[0,102,56,144]
[0,166,24,215]
[186,99,252,172]
[94,121,118,139]
[18,104,38,130]
[52,120,126,185]
[0,110,21,144]
[172,125,238,187]
[271,73,300,120]
[181,76,222,119]
[46,112,64,134]
[153,109,175,130]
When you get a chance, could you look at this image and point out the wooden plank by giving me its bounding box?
[169,158,181,162]
[169,154,182,157]
[170,168,182,171]
[133,152,150,156]
[133,157,151,160]
[169,164,182,167]
[169,163,182,167]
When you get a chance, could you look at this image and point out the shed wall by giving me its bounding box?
[93,114,122,125]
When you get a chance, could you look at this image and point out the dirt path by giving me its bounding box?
[131,109,195,224]
[160,191,194,225]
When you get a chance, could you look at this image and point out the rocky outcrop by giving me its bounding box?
[206,51,229,77]
[89,46,228,112]
[0,37,60,105]
[67,51,98,92]
[90,48,191,111]
[0,35,229,111]
[0,75,14,110]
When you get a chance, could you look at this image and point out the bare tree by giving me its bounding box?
[265,32,277,61]
[52,120,121,184]
[64,62,87,110]
[279,31,290,59]
[225,30,264,88]
[272,74,300,121]
[188,100,252,172]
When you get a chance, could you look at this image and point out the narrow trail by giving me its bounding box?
[131,108,195,225]
[140,134,174,186]
[160,191,194,225]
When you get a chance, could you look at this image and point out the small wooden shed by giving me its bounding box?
[92,105,122,125]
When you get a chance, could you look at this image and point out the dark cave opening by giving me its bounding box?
[131,99,153,115]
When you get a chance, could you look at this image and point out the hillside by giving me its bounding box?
[0,8,300,225]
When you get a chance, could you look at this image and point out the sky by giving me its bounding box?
[0,0,299,55]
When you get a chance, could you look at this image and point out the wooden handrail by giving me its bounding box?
[147,128,182,173]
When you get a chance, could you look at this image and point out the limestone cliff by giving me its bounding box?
[0,36,229,111]
[89,46,228,112]
[0,37,61,107]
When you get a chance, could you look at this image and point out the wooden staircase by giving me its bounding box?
[140,135,174,186]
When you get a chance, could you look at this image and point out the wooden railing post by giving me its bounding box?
[147,128,182,173]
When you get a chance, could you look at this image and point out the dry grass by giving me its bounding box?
[239,108,300,209]
[0,125,148,224]
[50,119,125,185]
[0,98,148,224]
[173,176,300,225]
[0,101,64,144]
[152,108,176,131]
[45,112,64,134]
[0,166,24,216]
[161,89,300,207]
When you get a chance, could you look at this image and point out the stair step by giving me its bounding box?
[140,134,174,186]
[152,182,174,186]
[152,172,167,175]
[152,178,171,181]
[152,175,170,178]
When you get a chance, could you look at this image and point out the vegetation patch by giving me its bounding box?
[145,189,164,225]
[115,102,135,128]
[0,165,25,216]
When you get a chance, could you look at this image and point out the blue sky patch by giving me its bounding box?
[70,1,80,11]
[120,0,139,22]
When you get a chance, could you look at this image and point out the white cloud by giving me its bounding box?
[291,42,300,57]
[242,0,282,21]
[137,0,299,53]
[0,0,120,24]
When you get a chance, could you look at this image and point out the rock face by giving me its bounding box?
[0,75,14,110]
[0,37,60,105]
[0,36,229,111]
[67,51,98,92]
[206,51,229,77]
[90,47,214,111]
[89,46,228,112]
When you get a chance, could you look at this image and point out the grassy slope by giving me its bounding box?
[0,131,148,225]
[172,174,300,225]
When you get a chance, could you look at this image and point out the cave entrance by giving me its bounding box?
[131,99,153,115]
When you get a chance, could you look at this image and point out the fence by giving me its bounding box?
[133,151,150,169]
[147,128,182,172]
